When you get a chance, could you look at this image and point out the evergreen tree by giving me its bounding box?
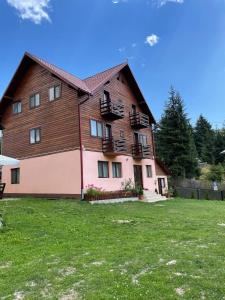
[194,115,215,164]
[155,87,198,178]
[214,126,225,165]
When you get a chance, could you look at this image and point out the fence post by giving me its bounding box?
[197,189,200,200]
[221,191,224,201]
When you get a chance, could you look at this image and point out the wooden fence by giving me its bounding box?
[175,187,225,201]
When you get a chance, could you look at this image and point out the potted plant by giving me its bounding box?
[136,186,144,201]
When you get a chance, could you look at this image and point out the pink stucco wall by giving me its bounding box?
[83,150,158,192]
[2,150,81,195]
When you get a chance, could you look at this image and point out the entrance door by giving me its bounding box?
[133,165,143,188]
[158,178,163,195]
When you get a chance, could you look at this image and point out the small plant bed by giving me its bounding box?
[84,190,138,201]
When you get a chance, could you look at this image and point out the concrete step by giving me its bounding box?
[143,190,167,203]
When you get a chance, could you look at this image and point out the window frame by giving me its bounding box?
[48,84,61,102]
[90,119,103,138]
[30,93,40,109]
[146,165,153,178]
[29,127,41,144]
[11,168,20,184]
[12,101,22,115]
[112,162,122,178]
[98,161,109,178]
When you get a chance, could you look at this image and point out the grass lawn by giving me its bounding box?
[1,199,225,299]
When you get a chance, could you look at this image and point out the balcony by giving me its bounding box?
[132,143,152,159]
[100,98,124,120]
[102,137,127,156]
[130,112,150,129]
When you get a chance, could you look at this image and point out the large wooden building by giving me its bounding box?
[0,52,168,198]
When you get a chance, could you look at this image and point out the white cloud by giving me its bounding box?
[6,0,51,24]
[158,0,184,6]
[118,46,126,52]
[112,0,128,4]
[132,43,137,48]
[145,34,159,47]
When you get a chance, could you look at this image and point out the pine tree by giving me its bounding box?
[155,87,199,178]
[194,115,215,164]
[214,126,225,165]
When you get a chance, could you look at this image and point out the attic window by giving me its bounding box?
[49,84,61,101]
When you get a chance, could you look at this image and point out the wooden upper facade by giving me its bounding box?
[0,53,156,160]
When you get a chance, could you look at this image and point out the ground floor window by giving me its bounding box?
[11,168,20,184]
[112,162,122,178]
[146,165,153,178]
[98,161,109,178]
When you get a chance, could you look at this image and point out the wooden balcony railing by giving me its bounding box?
[132,143,152,159]
[130,112,150,129]
[100,98,124,120]
[102,137,127,155]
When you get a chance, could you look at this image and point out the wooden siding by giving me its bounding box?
[2,62,80,159]
[80,71,154,156]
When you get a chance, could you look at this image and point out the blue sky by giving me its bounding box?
[0,0,225,128]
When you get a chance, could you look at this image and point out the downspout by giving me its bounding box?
[78,94,91,200]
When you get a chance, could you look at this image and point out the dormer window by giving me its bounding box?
[12,101,22,114]
[30,93,40,109]
[49,84,61,101]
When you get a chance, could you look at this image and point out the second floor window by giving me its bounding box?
[30,93,40,109]
[139,134,148,146]
[103,90,110,102]
[90,119,103,138]
[30,128,41,144]
[49,85,61,101]
[13,102,22,114]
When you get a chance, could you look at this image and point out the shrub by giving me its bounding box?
[85,185,103,197]
[121,178,135,192]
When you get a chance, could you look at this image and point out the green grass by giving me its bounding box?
[1,199,225,299]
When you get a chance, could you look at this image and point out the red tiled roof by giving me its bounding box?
[26,52,91,94]
[84,62,127,92]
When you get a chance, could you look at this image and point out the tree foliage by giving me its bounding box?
[155,87,199,179]
[194,115,215,164]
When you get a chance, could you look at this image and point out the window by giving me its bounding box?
[112,162,122,178]
[30,128,41,144]
[90,119,103,138]
[30,93,40,108]
[49,84,61,101]
[139,134,147,146]
[13,102,22,114]
[98,161,109,178]
[11,168,20,184]
[146,165,153,178]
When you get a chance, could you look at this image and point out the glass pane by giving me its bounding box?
[103,162,108,178]
[91,120,97,136]
[35,129,40,142]
[35,94,40,106]
[30,129,35,144]
[97,122,103,137]
[18,102,22,113]
[30,96,34,108]
[55,85,61,98]
[98,162,103,178]
[112,163,116,177]
[49,87,55,101]
[118,164,121,177]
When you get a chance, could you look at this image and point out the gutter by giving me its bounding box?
[78,94,91,200]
